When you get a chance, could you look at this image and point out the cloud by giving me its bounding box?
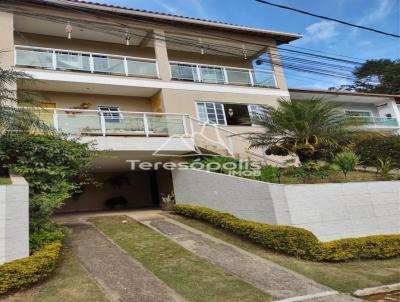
[153,0,181,15]
[357,0,393,25]
[293,21,338,46]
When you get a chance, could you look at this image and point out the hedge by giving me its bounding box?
[0,241,62,295]
[173,205,400,262]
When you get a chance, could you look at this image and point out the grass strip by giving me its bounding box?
[90,215,273,302]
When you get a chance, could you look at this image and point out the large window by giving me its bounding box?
[196,102,266,126]
[98,105,122,122]
[196,102,226,125]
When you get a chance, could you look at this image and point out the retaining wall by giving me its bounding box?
[172,169,400,241]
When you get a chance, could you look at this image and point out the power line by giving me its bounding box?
[1,3,362,82]
[255,0,400,38]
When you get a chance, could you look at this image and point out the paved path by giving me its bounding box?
[68,222,185,302]
[136,215,362,302]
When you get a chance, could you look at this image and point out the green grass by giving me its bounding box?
[90,215,273,302]
[169,214,400,293]
[2,238,110,302]
[0,176,11,185]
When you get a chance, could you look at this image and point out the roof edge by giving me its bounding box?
[36,0,303,43]
[289,88,400,98]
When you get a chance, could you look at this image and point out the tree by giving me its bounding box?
[0,134,96,232]
[0,68,48,133]
[353,135,400,170]
[333,151,359,179]
[353,59,400,94]
[247,99,365,163]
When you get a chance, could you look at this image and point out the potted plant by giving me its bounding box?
[161,191,175,211]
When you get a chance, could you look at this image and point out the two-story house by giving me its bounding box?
[0,0,301,212]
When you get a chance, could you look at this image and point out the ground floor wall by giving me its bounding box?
[172,168,400,242]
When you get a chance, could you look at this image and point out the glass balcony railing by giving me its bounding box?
[21,108,189,137]
[350,116,400,128]
[170,61,277,88]
[15,46,159,78]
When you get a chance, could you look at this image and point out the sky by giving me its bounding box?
[93,0,400,89]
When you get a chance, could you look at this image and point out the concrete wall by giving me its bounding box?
[172,169,400,242]
[0,176,29,264]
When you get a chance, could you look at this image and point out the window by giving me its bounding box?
[345,110,372,117]
[196,102,267,126]
[98,105,122,122]
[248,105,267,124]
[196,102,226,125]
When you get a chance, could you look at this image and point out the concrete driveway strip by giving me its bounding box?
[139,216,363,302]
[68,222,185,302]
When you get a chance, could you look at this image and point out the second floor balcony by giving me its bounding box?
[170,62,277,88]
[15,45,160,78]
[15,45,278,89]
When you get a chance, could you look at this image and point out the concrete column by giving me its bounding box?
[153,29,171,81]
[267,44,288,91]
[0,176,29,264]
[0,12,15,69]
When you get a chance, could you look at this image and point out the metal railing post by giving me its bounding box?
[182,115,188,137]
[189,117,195,138]
[223,67,229,84]
[143,113,150,137]
[123,57,129,76]
[249,70,255,86]
[53,109,59,131]
[195,65,202,82]
[99,111,106,136]
[89,54,94,73]
[52,50,57,70]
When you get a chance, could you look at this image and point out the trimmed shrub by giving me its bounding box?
[30,228,65,252]
[173,205,400,262]
[0,241,62,295]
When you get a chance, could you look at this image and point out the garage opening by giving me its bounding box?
[59,169,173,213]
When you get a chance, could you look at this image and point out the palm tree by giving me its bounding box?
[247,98,369,163]
[0,68,48,133]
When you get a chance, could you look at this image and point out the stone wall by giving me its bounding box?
[0,176,29,264]
[172,169,400,241]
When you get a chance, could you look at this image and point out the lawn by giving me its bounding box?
[90,215,273,302]
[169,214,400,293]
[0,176,11,185]
[2,238,110,302]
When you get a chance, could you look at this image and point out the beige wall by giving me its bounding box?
[0,12,14,68]
[60,171,154,212]
[160,88,279,131]
[36,91,153,112]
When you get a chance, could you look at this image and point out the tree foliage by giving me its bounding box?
[0,68,48,133]
[353,59,400,94]
[354,135,400,169]
[247,99,366,162]
[0,134,96,232]
[333,151,359,179]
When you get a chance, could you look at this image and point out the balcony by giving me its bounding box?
[15,46,159,78]
[28,108,190,137]
[350,116,400,128]
[170,61,277,88]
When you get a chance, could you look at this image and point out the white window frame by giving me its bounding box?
[195,101,227,125]
[98,105,123,122]
[248,104,267,125]
[344,110,373,117]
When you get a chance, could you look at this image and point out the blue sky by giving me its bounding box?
[94,0,400,89]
